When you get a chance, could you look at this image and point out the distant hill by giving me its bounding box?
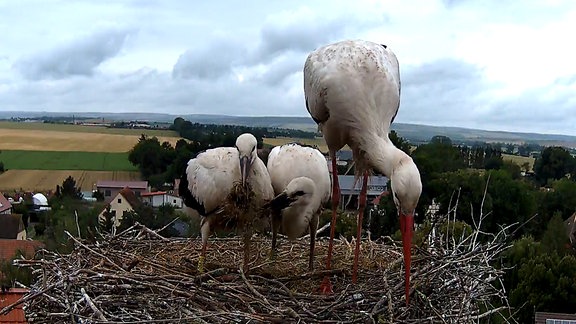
[1,111,575,148]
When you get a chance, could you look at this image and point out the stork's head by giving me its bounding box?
[269,177,316,211]
[390,157,422,305]
[235,133,258,188]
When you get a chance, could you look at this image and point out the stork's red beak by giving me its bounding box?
[399,212,414,305]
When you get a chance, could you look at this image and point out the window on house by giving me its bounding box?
[117,198,122,203]
[546,319,576,324]
[105,190,111,196]
[173,199,176,203]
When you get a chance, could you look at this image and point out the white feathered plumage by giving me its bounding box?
[304,39,422,302]
[265,143,331,270]
[179,133,274,273]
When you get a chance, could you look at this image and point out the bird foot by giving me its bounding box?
[318,276,334,295]
[197,256,205,273]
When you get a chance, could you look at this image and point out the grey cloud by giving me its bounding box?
[399,58,492,124]
[14,28,133,80]
[172,38,246,80]
[399,58,576,135]
[256,20,344,61]
[257,53,306,86]
[1,67,303,117]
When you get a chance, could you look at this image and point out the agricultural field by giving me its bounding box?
[502,153,535,171]
[0,128,182,152]
[0,150,137,171]
[0,121,178,136]
[0,170,141,192]
[264,137,330,152]
[0,121,181,192]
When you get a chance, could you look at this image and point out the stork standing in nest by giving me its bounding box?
[265,143,331,270]
[179,133,274,273]
[304,39,422,303]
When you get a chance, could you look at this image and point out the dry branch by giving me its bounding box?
[2,215,516,323]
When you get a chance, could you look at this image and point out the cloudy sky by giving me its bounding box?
[1,0,575,135]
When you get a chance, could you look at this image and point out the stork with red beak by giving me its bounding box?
[303,39,422,304]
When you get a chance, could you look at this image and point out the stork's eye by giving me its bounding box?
[293,190,306,197]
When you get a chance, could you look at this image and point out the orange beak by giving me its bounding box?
[399,212,414,305]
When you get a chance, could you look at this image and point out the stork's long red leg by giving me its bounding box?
[352,171,369,284]
[319,151,340,294]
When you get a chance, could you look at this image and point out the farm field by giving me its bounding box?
[0,150,137,171]
[502,153,535,171]
[0,170,141,192]
[0,121,178,136]
[264,137,334,153]
[0,128,182,152]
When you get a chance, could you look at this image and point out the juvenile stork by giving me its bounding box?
[304,39,422,303]
[179,133,274,273]
[265,143,331,270]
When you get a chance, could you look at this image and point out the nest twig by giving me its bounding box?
[2,217,516,323]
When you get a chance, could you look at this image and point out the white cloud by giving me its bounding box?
[1,0,576,135]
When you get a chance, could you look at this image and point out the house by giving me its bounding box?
[0,239,44,264]
[0,287,29,323]
[337,175,389,210]
[534,312,576,324]
[0,239,42,324]
[96,180,149,199]
[98,187,142,228]
[0,194,13,214]
[336,150,354,162]
[0,215,27,240]
[140,191,183,208]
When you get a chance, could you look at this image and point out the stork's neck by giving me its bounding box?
[364,135,408,178]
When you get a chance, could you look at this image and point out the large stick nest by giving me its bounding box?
[3,218,516,323]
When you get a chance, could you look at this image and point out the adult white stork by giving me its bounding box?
[265,143,331,270]
[179,133,274,273]
[304,39,422,303]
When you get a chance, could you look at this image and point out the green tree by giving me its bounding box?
[534,146,576,185]
[0,250,34,288]
[389,130,412,154]
[58,175,83,200]
[430,135,452,145]
[541,212,570,255]
[511,253,576,323]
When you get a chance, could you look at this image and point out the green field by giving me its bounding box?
[0,121,178,137]
[0,150,137,171]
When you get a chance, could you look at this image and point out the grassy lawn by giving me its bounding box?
[0,150,137,171]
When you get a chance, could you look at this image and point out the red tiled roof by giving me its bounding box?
[0,194,13,213]
[0,288,29,323]
[0,240,44,262]
[140,191,167,197]
[96,181,148,189]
